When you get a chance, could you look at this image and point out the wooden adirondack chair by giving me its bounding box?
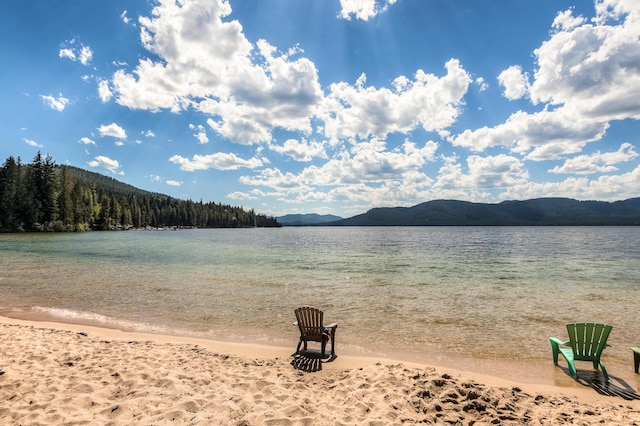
[550,322,612,383]
[294,306,338,358]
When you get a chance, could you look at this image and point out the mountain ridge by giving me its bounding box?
[322,197,640,226]
[277,213,343,226]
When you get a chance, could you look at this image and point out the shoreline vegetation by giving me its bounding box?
[0,315,638,424]
[3,153,640,232]
[0,152,280,233]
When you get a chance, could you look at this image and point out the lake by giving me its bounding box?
[1,226,639,383]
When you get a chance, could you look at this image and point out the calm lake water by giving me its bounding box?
[1,227,639,382]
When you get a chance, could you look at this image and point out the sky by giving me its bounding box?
[1,0,640,218]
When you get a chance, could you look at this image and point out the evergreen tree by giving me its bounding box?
[0,154,280,232]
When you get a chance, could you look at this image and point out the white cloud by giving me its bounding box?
[269,138,327,162]
[457,4,640,161]
[549,142,638,174]
[87,155,123,174]
[109,0,473,152]
[475,77,488,92]
[98,123,127,139]
[143,130,156,138]
[189,124,209,144]
[59,40,92,65]
[79,45,93,65]
[111,0,323,144]
[227,191,258,200]
[497,66,530,101]
[169,152,263,171]
[121,10,130,24]
[552,8,586,31]
[338,0,398,21]
[40,94,70,111]
[59,48,75,61]
[166,180,182,186]
[242,138,437,189]
[451,108,608,160]
[433,154,529,192]
[322,60,471,141]
[499,165,640,202]
[98,80,113,102]
[79,137,96,145]
[24,138,43,148]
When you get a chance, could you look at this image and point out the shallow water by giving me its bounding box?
[1,227,639,381]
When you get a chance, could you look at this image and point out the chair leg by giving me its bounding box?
[634,351,640,374]
[321,341,326,358]
[550,340,559,365]
[600,361,610,383]
[296,339,303,354]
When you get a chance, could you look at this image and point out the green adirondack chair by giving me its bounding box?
[550,322,612,383]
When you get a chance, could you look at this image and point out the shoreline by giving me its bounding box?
[1,315,639,424]
[3,307,639,389]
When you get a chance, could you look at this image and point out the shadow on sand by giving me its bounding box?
[556,367,640,400]
[290,350,337,373]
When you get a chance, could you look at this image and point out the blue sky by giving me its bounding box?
[1,0,639,218]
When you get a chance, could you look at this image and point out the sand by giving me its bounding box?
[0,316,639,425]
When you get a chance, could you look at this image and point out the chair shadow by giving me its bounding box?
[290,350,337,373]
[558,367,640,400]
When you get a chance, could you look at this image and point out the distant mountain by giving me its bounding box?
[278,213,343,226]
[328,198,640,226]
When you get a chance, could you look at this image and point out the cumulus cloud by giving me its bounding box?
[169,152,263,171]
[497,66,530,101]
[189,124,209,144]
[338,0,398,21]
[322,60,471,141]
[456,2,640,162]
[269,138,327,162]
[549,142,638,174]
[452,108,608,160]
[59,40,93,65]
[40,94,70,111]
[111,0,322,144]
[242,138,437,190]
[166,180,182,186]
[87,155,123,174]
[98,80,113,102]
[98,123,127,139]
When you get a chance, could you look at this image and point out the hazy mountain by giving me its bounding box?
[327,198,640,226]
[278,213,343,226]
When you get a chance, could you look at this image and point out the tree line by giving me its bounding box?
[0,153,280,232]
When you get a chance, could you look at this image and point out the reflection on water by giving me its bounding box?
[1,227,640,377]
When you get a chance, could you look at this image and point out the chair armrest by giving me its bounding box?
[550,337,568,346]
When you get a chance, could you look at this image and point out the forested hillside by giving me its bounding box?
[0,153,279,232]
[330,198,640,226]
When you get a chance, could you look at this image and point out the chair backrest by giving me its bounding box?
[295,306,324,341]
[566,322,612,361]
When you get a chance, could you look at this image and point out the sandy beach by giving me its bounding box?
[0,316,639,425]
